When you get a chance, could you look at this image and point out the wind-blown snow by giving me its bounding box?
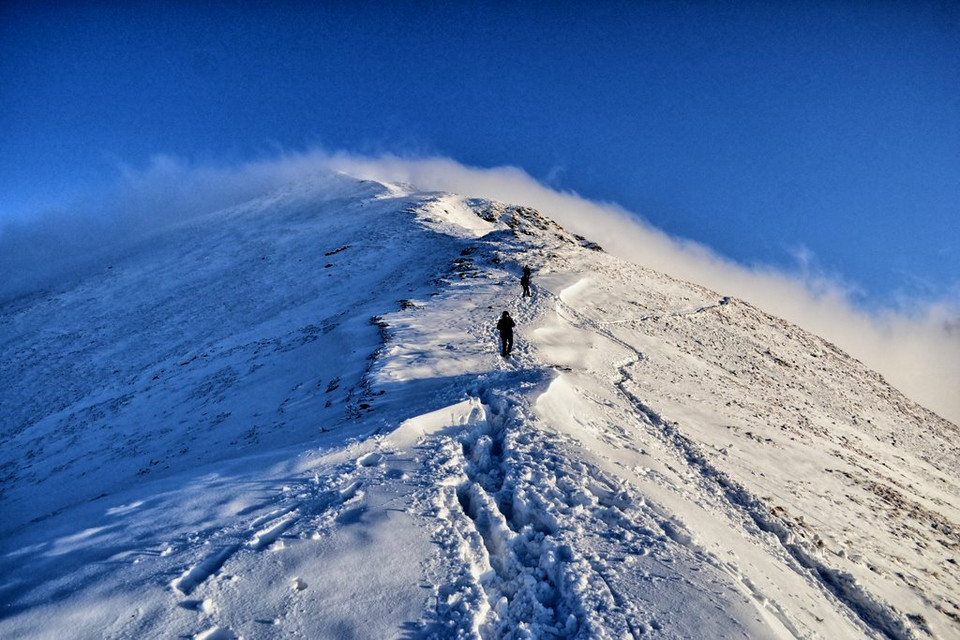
[1,174,958,639]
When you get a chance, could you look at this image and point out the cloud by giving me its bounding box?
[3,150,957,426]
[0,153,339,301]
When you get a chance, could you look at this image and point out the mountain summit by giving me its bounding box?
[2,174,957,639]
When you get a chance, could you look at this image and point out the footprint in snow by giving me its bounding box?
[194,625,237,640]
[357,452,384,467]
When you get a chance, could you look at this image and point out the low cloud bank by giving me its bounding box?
[0,154,338,302]
[3,150,957,424]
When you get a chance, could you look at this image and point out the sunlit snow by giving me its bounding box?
[1,174,957,639]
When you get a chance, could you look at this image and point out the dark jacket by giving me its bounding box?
[497,315,515,335]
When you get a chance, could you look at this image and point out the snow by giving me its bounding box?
[2,174,958,639]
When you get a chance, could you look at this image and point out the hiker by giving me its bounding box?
[496,311,515,357]
[520,266,532,297]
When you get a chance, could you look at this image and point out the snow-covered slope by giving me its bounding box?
[1,174,957,639]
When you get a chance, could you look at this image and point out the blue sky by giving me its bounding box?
[2,1,958,310]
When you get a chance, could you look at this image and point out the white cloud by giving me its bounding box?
[0,153,337,301]
[3,150,957,425]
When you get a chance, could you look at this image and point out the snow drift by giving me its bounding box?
[1,173,958,639]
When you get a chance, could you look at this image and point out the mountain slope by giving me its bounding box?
[1,175,957,639]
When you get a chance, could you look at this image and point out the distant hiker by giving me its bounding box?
[496,311,515,357]
[520,266,532,297]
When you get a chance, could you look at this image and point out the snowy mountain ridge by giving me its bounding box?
[1,174,958,639]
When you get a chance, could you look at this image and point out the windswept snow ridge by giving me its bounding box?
[1,175,958,639]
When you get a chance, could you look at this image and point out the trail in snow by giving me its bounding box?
[531,250,959,639]
[543,282,909,638]
[363,201,787,638]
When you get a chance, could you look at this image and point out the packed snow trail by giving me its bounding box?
[366,198,805,638]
